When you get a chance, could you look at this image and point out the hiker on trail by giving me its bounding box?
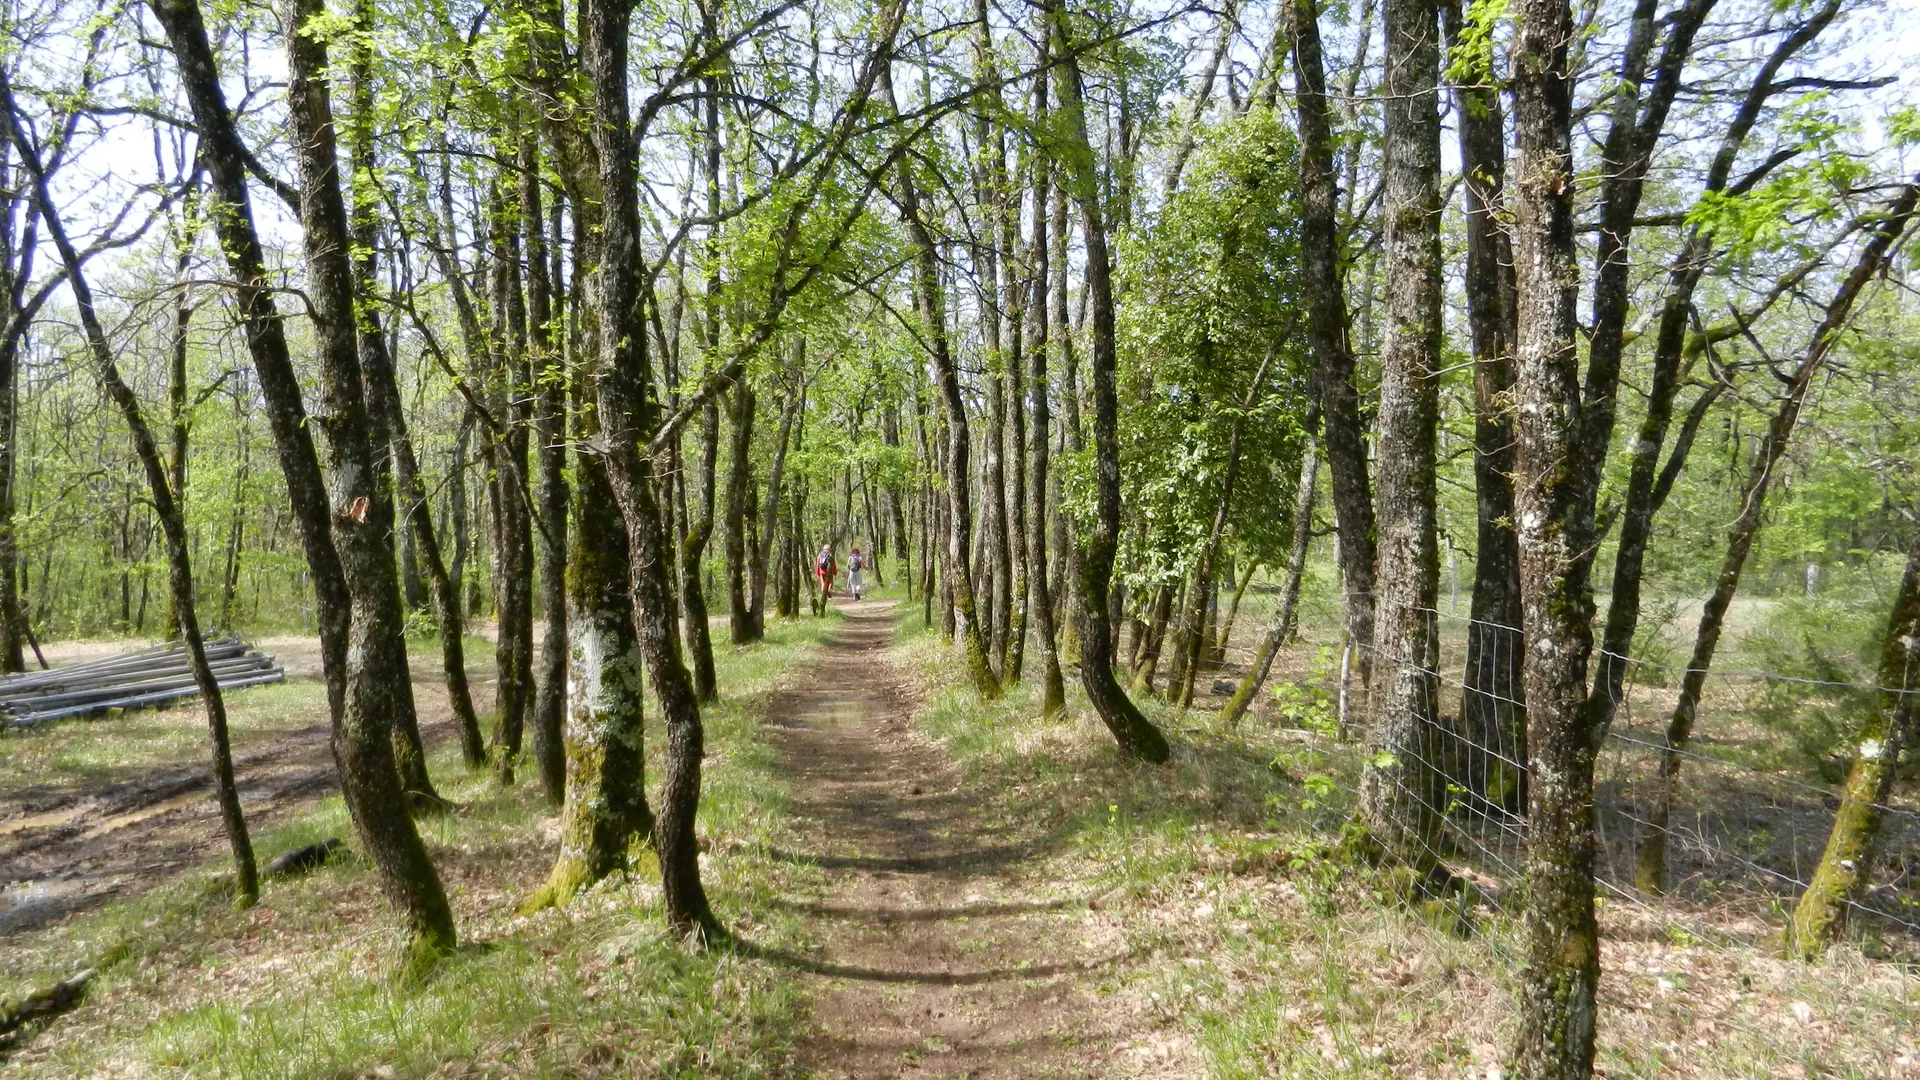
[847,545,866,601]
[815,545,838,602]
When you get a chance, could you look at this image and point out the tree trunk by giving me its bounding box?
[885,69,998,699]
[681,400,720,699]
[1049,182,1081,668]
[450,417,472,621]
[1443,0,1525,814]
[726,382,759,643]
[1354,0,1444,858]
[1585,3,1840,740]
[751,360,799,628]
[19,131,258,908]
[1504,0,1598,1069]
[1129,583,1174,695]
[1287,0,1375,684]
[523,138,569,802]
[1571,0,1734,585]
[151,0,456,964]
[486,187,536,785]
[1048,0,1168,761]
[584,0,716,937]
[1215,557,1257,662]
[1789,503,1920,955]
[529,404,653,907]
[347,0,486,771]
[1023,34,1066,717]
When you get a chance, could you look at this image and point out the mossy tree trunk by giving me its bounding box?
[1790,481,1920,956]
[1505,0,1599,1070]
[1048,0,1168,762]
[147,0,458,964]
[1354,0,1444,858]
[582,0,723,936]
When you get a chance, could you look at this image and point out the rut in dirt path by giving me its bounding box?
[762,600,1152,1080]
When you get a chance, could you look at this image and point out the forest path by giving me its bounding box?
[764,600,1150,1080]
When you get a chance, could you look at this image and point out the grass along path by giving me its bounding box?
[3,594,1914,1078]
[763,598,1168,1078]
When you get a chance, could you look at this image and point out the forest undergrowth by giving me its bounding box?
[4,598,1918,1079]
[890,615,1920,1080]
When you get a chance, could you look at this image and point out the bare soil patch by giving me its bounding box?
[0,641,479,935]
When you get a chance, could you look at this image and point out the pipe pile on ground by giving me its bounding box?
[0,637,284,729]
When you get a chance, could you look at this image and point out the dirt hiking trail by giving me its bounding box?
[765,600,1173,1080]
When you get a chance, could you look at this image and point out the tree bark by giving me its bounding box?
[1049,180,1081,668]
[1024,33,1066,717]
[523,137,569,803]
[1443,0,1525,813]
[529,380,653,908]
[1504,0,1598,1069]
[0,142,23,672]
[485,186,536,785]
[1286,0,1375,684]
[1354,0,1445,857]
[971,2,1012,677]
[584,0,717,936]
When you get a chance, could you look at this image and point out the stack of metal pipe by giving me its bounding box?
[0,637,284,729]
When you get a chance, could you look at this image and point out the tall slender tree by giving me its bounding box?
[1505,0,1596,1069]
[1354,0,1445,855]
[149,0,457,967]
[1048,0,1168,762]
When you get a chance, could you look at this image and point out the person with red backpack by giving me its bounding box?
[847,545,866,601]
[814,545,837,603]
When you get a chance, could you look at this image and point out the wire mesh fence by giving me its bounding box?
[1206,589,1920,950]
[1144,578,1920,1074]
